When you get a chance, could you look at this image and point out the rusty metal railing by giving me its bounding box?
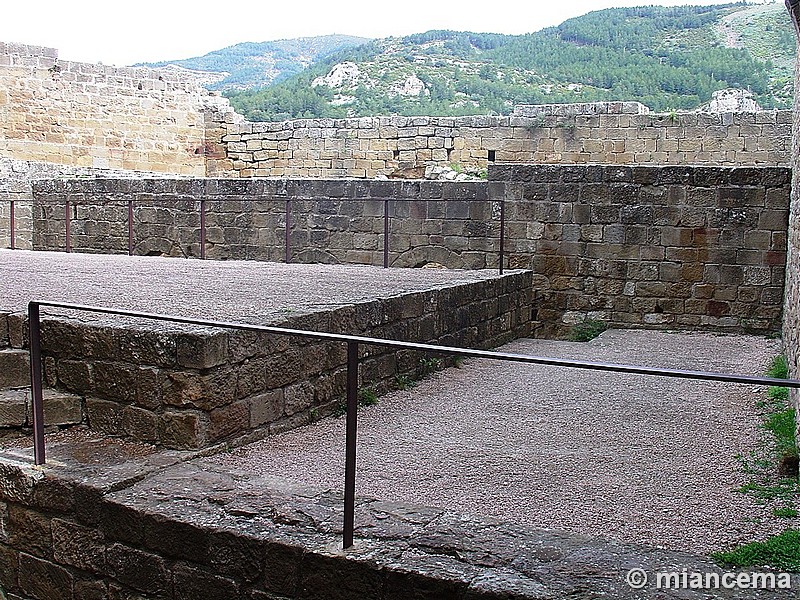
[26,301,800,549]
[9,197,507,273]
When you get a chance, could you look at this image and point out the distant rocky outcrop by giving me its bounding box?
[312,62,375,89]
[697,88,762,113]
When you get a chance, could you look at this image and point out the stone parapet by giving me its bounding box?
[512,101,651,116]
[29,165,791,337]
[219,109,791,178]
[0,41,235,176]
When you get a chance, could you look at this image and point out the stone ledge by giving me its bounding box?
[513,101,651,116]
[0,435,795,599]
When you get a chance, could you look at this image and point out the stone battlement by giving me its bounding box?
[0,41,235,175]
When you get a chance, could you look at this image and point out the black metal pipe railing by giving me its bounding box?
[26,301,800,549]
[65,199,71,253]
[199,199,207,260]
[127,200,134,256]
[12,197,507,272]
[285,198,291,263]
[383,199,390,269]
[9,200,15,250]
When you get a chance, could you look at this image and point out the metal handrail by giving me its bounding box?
[0,199,18,249]
[9,196,507,273]
[27,300,800,548]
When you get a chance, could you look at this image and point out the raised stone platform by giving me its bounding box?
[0,249,533,448]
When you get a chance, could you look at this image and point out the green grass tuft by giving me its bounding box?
[568,319,607,342]
[712,529,800,572]
[418,356,443,378]
[767,355,789,380]
[358,387,379,407]
[773,507,799,519]
[764,408,799,461]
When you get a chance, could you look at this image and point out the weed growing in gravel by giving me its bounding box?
[418,356,443,378]
[394,374,415,390]
[739,355,798,493]
[358,387,379,407]
[763,355,798,477]
[568,319,607,342]
[331,386,380,417]
[712,529,800,572]
[767,354,789,379]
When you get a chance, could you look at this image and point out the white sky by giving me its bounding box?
[0,0,785,66]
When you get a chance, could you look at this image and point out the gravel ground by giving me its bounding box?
[213,329,788,555]
[0,249,513,325]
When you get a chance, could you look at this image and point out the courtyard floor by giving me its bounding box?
[213,329,787,555]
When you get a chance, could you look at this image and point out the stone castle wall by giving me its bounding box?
[0,157,187,251]
[214,102,792,179]
[492,164,789,337]
[0,42,792,181]
[785,0,800,416]
[0,42,232,176]
[29,165,790,337]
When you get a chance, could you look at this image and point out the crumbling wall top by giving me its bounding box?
[512,101,650,117]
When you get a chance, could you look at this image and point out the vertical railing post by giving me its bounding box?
[9,200,15,250]
[128,199,134,256]
[65,199,71,253]
[28,302,46,465]
[499,197,505,275]
[200,199,206,260]
[285,198,291,263]
[343,341,359,549]
[383,199,389,269]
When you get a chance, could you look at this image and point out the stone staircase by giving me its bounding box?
[0,346,82,436]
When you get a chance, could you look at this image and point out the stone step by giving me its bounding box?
[0,349,30,388]
[0,388,82,428]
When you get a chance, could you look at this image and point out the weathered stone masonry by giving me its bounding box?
[492,164,790,337]
[0,42,230,175]
[28,165,791,337]
[1,43,791,183]
[0,157,178,251]
[4,441,790,600]
[212,102,792,179]
[28,178,500,268]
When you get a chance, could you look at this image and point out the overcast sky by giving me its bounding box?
[0,0,785,66]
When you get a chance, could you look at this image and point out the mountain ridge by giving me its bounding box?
[140,34,371,91]
[142,3,796,121]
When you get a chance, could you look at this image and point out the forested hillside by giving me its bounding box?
[155,3,796,121]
